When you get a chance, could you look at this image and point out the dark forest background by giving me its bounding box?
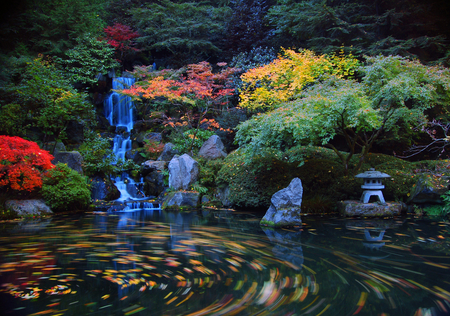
[1,0,449,69]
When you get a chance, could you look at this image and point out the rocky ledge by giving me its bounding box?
[338,200,405,217]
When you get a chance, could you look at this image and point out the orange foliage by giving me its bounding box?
[144,140,165,160]
[0,136,54,192]
[120,61,240,109]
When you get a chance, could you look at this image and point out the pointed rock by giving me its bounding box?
[168,154,199,190]
[260,178,303,227]
[199,135,227,160]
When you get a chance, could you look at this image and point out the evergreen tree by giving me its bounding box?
[267,0,450,62]
[130,0,231,66]
[1,0,107,56]
[224,0,272,55]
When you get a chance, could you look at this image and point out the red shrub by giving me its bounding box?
[144,140,165,160]
[0,136,54,192]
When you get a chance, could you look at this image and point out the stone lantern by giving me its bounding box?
[355,168,391,203]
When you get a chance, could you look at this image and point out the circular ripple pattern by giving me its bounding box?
[0,213,449,316]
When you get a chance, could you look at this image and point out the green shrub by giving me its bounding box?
[79,131,139,177]
[216,146,425,210]
[217,148,297,208]
[198,158,224,188]
[422,205,449,216]
[170,129,215,154]
[42,163,91,212]
[79,132,116,176]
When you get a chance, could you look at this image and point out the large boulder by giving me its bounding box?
[90,176,120,201]
[260,178,303,227]
[5,200,53,217]
[142,160,167,196]
[216,185,232,207]
[142,160,167,174]
[198,135,227,160]
[158,143,179,162]
[135,131,162,146]
[168,154,199,190]
[162,191,200,210]
[43,142,66,156]
[52,151,83,174]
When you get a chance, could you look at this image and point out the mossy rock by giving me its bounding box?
[161,191,200,211]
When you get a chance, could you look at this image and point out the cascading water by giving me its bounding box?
[104,77,160,211]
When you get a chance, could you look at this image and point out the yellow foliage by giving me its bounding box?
[239,48,359,111]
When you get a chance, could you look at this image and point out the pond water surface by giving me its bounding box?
[0,209,449,316]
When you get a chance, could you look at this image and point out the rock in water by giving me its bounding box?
[260,177,303,227]
[168,154,199,190]
[5,200,53,217]
[162,191,200,210]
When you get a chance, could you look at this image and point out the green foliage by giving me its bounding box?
[190,182,208,194]
[216,147,295,208]
[130,0,231,65]
[439,191,450,215]
[161,169,169,186]
[420,189,450,216]
[267,0,449,60]
[42,163,91,212]
[79,132,117,177]
[216,146,422,209]
[361,55,450,120]
[0,56,95,143]
[19,0,107,55]
[79,132,139,177]
[236,77,379,164]
[421,205,448,216]
[170,129,215,155]
[198,158,224,189]
[0,103,27,136]
[236,55,450,174]
[56,34,119,86]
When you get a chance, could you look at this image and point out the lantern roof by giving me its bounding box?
[355,168,391,179]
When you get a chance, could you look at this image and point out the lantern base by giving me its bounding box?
[338,200,403,217]
[360,190,385,204]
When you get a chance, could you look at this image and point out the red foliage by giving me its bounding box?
[144,141,165,160]
[122,61,240,109]
[0,136,54,192]
[103,23,140,61]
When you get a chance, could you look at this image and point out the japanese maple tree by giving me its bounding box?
[239,48,360,111]
[0,136,54,192]
[103,23,140,62]
[119,61,240,152]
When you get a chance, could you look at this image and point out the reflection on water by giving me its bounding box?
[0,210,449,316]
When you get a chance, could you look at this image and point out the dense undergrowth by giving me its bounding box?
[213,146,450,214]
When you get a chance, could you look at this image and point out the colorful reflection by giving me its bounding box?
[0,211,449,316]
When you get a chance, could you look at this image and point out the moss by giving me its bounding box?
[260,219,275,226]
[216,146,443,210]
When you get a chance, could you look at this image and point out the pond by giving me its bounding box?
[0,208,449,316]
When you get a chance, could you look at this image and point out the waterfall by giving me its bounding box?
[104,77,145,202]
[104,77,135,132]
